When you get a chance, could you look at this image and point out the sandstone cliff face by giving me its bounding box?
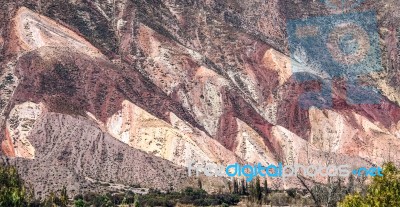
[309,107,400,163]
[106,100,240,167]
[234,118,275,166]
[0,0,400,197]
[3,102,44,158]
[7,7,104,58]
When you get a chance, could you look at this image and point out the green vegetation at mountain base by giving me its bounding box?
[339,162,400,207]
[0,165,34,207]
[2,162,400,207]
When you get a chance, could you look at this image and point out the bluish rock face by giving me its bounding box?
[321,0,365,11]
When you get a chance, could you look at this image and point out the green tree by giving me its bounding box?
[346,173,355,194]
[197,178,202,190]
[227,180,232,193]
[74,199,87,207]
[233,178,239,194]
[263,179,269,196]
[240,178,246,195]
[0,165,32,207]
[248,180,255,201]
[92,194,113,207]
[339,162,400,207]
[121,196,127,205]
[43,191,57,207]
[340,193,365,207]
[133,194,140,207]
[60,186,69,207]
[255,176,262,202]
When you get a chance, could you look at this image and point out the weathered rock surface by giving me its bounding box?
[2,102,44,158]
[10,112,189,198]
[7,7,104,58]
[106,100,240,167]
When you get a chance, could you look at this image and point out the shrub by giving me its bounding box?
[286,188,297,198]
[0,165,33,207]
[339,162,400,207]
[74,199,87,207]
